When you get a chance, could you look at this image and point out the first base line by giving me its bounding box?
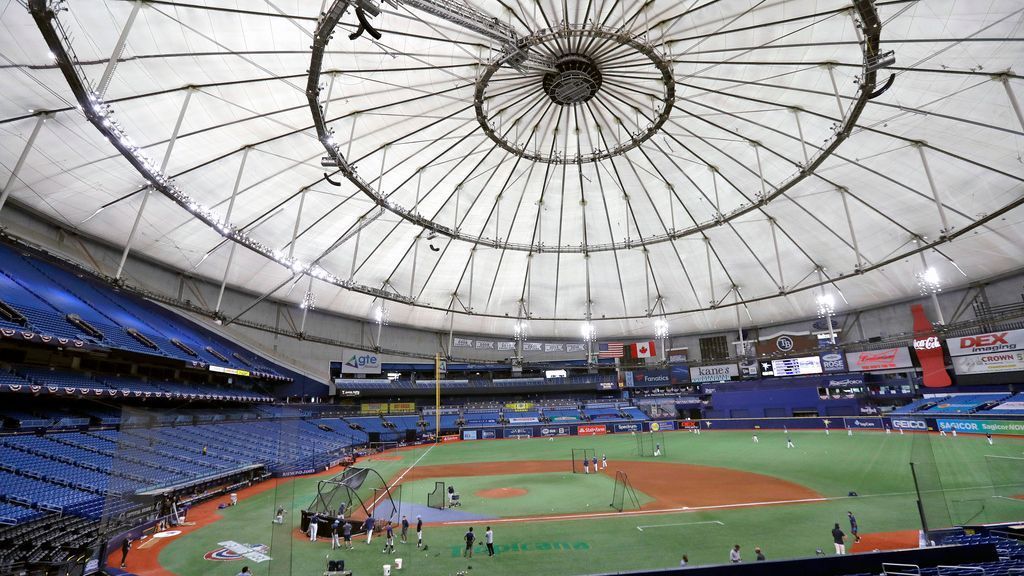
[637,520,725,531]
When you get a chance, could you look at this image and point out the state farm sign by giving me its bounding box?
[845,348,913,372]
[577,424,607,436]
[947,329,1024,357]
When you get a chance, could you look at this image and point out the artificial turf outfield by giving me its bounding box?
[136,429,1024,576]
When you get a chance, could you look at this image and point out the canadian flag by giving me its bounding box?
[631,340,657,358]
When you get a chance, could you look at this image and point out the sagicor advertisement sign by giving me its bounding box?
[936,419,1024,436]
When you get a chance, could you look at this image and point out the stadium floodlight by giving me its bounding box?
[581,322,596,342]
[373,303,389,326]
[916,266,942,295]
[815,293,835,317]
[300,290,317,311]
[513,320,528,342]
[653,317,669,340]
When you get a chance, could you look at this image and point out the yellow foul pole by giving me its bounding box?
[434,353,441,442]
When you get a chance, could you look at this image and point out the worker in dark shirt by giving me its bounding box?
[832,523,847,555]
[463,527,475,558]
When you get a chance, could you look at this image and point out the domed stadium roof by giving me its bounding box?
[1,0,1022,339]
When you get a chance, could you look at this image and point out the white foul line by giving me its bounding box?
[637,520,725,531]
[369,443,436,512]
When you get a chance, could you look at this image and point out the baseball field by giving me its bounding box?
[116,428,1024,575]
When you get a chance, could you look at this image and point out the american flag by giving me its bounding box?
[598,342,624,358]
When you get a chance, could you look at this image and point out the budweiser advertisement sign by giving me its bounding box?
[844,347,913,372]
[947,329,1024,357]
[910,304,951,388]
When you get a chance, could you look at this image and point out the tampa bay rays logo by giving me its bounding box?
[204,542,271,562]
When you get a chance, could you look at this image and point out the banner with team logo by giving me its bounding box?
[204,541,271,563]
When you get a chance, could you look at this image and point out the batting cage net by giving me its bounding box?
[636,431,665,457]
[303,467,401,534]
[571,448,596,473]
[610,471,641,512]
[427,481,446,510]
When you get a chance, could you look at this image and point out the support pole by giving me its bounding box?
[215,147,251,313]
[299,275,313,333]
[825,64,845,118]
[0,113,49,218]
[915,143,950,235]
[287,187,308,260]
[919,250,945,324]
[838,187,863,270]
[116,90,193,278]
[705,237,714,305]
[769,218,784,290]
[434,353,441,440]
[792,108,810,167]
[96,1,142,98]
[1000,76,1024,132]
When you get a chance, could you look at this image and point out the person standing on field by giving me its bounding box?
[416,515,423,548]
[729,544,742,563]
[848,511,861,543]
[485,526,495,556]
[832,523,847,555]
[400,515,409,544]
[308,513,319,542]
[601,454,607,470]
[463,527,475,558]
[752,433,759,444]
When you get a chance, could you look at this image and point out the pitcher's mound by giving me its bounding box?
[476,487,527,499]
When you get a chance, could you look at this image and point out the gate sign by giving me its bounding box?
[690,364,739,383]
[947,329,1024,357]
[845,348,913,372]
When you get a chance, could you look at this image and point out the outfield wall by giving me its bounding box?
[457,415,1024,440]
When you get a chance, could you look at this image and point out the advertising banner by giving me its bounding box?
[648,420,676,432]
[504,426,533,438]
[628,369,672,388]
[889,417,928,430]
[843,417,882,429]
[505,402,534,411]
[440,434,460,443]
[360,402,388,414]
[690,364,739,383]
[612,422,642,433]
[389,402,416,413]
[337,349,382,374]
[544,343,565,353]
[935,419,1024,436]
[508,417,539,424]
[538,425,573,437]
[453,337,474,348]
[677,420,699,429]
[952,351,1024,375]
[577,424,607,436]
[826,375,865,388]
[819,351,848,373]
[596,381,617,391]
[947,329,1024,357]
[911,304,951,388]
[479,429,498,439]
[462,430,478,440]
[670,365,690,384]
[845,347,913,372]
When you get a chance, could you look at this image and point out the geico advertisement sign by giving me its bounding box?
[937,419,1024,435]
[890,419,927,430]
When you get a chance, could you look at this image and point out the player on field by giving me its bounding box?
[786,435,795,448]
[463,527,476,558]
[601,454,607,470]
[382,521,395,554]
[400,515,409,544]
[592,455,598,471]
[847,511,860,543]
[583,457,589,474]
[416,515,423,548]
[654,442,662,457]
[832,523,847,555]
[752,433,759,444]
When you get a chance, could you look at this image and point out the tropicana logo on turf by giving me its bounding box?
[204,541,271,563]
[450,541,589,557]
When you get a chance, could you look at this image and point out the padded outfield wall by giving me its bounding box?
[455,415,1024,440]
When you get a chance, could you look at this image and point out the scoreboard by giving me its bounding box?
[761,356,823,377]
